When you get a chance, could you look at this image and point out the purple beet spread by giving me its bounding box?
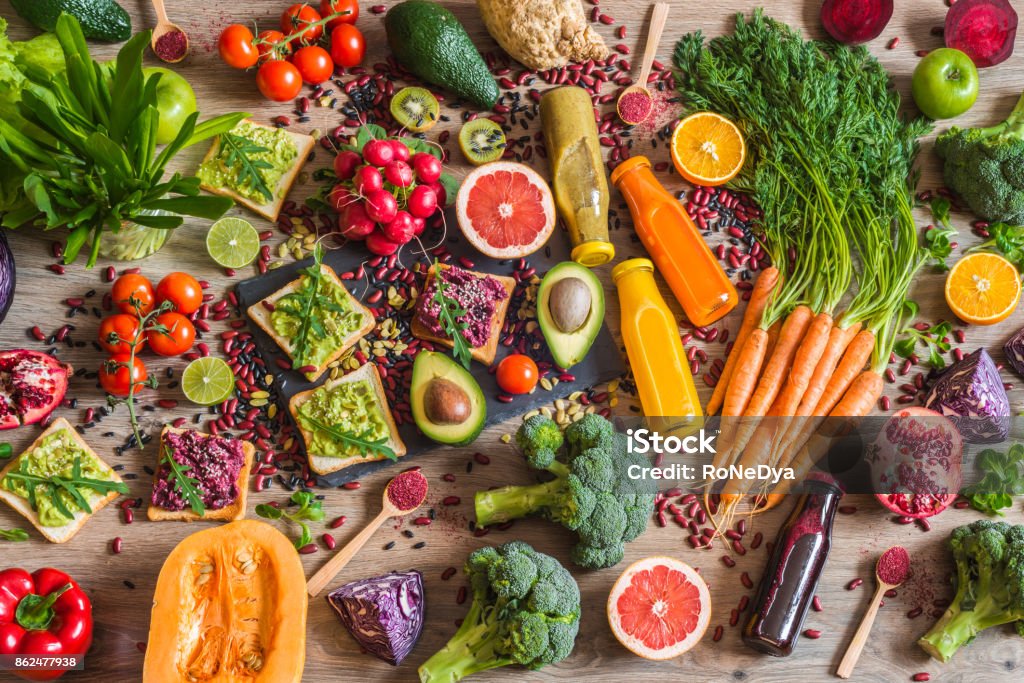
[416,266,507,348]
[151,430,245,511]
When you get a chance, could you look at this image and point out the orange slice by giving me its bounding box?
[945,252,1021,325]
[670,112,746,186]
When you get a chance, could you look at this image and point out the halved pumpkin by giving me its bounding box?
[143,520,307,682]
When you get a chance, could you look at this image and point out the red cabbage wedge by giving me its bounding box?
[326,570,424,666]
[0,231,13,324]
[923,348,1009,444]
[821,0,894,44]
[945,0,1018,67]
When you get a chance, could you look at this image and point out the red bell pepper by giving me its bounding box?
[0,568,92,681]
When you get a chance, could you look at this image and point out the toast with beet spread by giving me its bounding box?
[0,418,124,544]
[247,263,375,383]
[147,427,255,523]
[410,264,515,366]
[289,362,407,475]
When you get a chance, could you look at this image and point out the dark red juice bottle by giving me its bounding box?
[742,478,842,656]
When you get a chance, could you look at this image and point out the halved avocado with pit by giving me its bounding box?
[537,262,605,370]
[411,351,486,446]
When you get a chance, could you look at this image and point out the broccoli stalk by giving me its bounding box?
[936,91,1024,225]
[475,465,569,526]
[418,596,513,682]
[918,520,1024,662]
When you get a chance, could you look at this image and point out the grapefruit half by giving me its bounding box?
[607,556,711,660]
[455,161,555,259]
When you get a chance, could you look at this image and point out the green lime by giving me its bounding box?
[182,357,235,406]
[206,217,260,268]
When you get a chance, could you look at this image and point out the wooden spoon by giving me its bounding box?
[306,471,428,597]
[616,2,671,125]
[150,0,189,63]
[836,546,911,678]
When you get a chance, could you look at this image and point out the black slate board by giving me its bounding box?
[235,228,625,486]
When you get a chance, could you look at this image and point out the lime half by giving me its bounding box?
[182,357,235,406]
[206,217,260,268]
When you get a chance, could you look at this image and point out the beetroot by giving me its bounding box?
[945,0,1018,68]
[0,349,72,430]
[821,0,894,45]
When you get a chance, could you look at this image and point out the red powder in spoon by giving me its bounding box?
[387,469,428,512]
[154,30,188,62]
[618,89,653,124]
[877,545,911,585]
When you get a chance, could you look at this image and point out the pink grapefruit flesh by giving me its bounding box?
[455,162,555,259]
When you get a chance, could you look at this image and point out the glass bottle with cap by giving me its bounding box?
[540,86,615,267]
[610,156,737,326]
[612,258,702,434]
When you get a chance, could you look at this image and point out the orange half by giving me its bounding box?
[945,252,1021,325]
[670,112,746,186]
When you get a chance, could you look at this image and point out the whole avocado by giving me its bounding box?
[11,0,132,43]
[384,0,499,109]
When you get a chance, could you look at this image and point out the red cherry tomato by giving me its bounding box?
[292,45,334,85]
[281,3,324,45]
[218,24,259,69]
[256,60,303,102]
[256,29,291,63]
[329,24,365,68]
[320,0,359,31]
[98,314,144,354]
[496,354,539,395]
[155,272,203,315]
[148,312,196,356]
[100,354,147,397]
[111,274,155,316]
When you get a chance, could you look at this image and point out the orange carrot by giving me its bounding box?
[769,312,834,417]
[722,328,770,418]
[764,319,782,360]
[812,328,876,417]
[707,267,780,415]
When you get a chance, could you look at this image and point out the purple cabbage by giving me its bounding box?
[0,231,14,325]
[1003,327,1024,377]
[923,348,1009,444]
[326,570,424,665]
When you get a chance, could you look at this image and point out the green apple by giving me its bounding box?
[911,48,979,120]
[143,67,197,144]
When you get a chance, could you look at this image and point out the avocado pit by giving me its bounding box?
[423,378,471,425]
[548,277,592,333]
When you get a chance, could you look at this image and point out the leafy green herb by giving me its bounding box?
[968,222,1024,271]
[217,131,275,203]
[924,225,958,271]
[893,301,952,368]
[4,456,129,523]
[961,444,1024,516]
[255,491,325,549]
[302,414,396,461]
[159,443,206,517]
[931,196,953,230]
[431,263,473,370]
[0,528,29,542]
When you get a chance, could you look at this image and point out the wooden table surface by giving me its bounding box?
[1,1,1023,681]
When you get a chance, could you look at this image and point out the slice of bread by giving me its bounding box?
[146,426,254,523]
[0,418,124,544]
[289,362,407,476]
[199,119,315,221]
[410,264,516,366]
[248,263,375,383]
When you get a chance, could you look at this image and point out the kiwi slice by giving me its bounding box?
[458,119,506,166]
[390,87,440,133]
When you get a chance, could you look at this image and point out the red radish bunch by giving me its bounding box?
[330,137,447,256]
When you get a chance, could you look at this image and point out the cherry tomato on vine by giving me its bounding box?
[98,314,144,355]
[292,45,334,85]
[256,29,292,63]
[218,24,259,69]
[320,0,358,31]
[100,354,147,397]
[256,60,303,102]
[148,312,196,356]
[496,354,539,395]
[156,272,203,315]
[329,24,365,68]
[281,4,323,45]
[112,274,155,316]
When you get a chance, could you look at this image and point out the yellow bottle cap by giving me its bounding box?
[611,257,654,283]
[609,155,652,186]
[571,241,616,267]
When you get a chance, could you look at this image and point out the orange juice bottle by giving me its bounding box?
[612,258,703,433]
[610,156,737,327]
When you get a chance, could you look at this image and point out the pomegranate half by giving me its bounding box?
[0,349,72,430]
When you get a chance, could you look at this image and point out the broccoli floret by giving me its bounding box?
[936,91,1024,225]
[473,414,655,569]
[919,520,1024,662]
[418,541,580,682]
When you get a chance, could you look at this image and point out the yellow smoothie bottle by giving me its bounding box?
[612,258,703,434]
